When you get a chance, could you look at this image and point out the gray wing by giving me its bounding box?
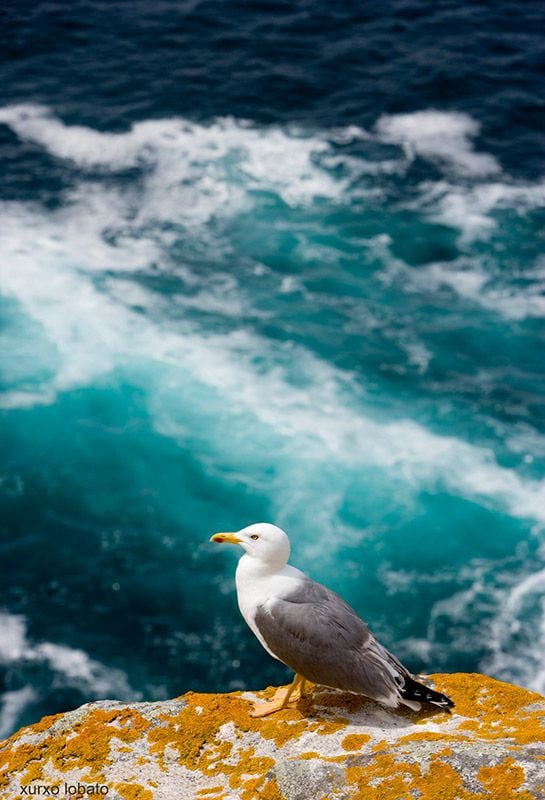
[254,579,410,705]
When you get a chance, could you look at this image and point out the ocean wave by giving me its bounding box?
[375,110,501,178]
[0,611,139,739]
[0,103,542,261]
[0,107,545,520]
[377,247,545,322]
[420,178,545,244]
[484,566,545,696]
[1,102,544,727]
[418,260,545,321]
[420,564,545,697]
[0,103,344,215]
[2,240,545,531]
[0,687,38,740]
[1,103,542,251]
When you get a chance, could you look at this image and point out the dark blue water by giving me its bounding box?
[1,0,544,738]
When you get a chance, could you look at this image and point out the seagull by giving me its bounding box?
[210,522,453,717]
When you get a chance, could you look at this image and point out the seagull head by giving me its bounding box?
[210,522,290,568]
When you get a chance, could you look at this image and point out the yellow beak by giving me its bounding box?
[210,532,242,545]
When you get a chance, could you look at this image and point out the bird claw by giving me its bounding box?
[249,700,287,717]
[273,686,303,703]
[249,681,310,717]
[249,692,294,717]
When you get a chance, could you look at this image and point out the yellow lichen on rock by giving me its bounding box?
[432,672,545,745]
[0,673,544,800]
[116,782,154,800]
[341,733,371,751]
[477,757,534,800]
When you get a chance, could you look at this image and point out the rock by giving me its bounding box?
[1,673,545,799]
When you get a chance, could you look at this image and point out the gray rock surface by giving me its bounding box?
[1,673,544,799]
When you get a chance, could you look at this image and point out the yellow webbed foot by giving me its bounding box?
[249,697,290,717]
[249,676,311,717]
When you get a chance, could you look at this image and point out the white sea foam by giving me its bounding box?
[0,686,38,739]
[421,178,545,244]
[0,103,344,218]
[0,611,137,702]
[33,642,136,698]
[2,104,545,700]
[417,260,545,321]
[400,340,433,374]
[1,197,545,526]
[2,103,542,240]
[152,325,545,524]
[0,104,143,169]
[375,111,545,247]
[505,424,545,460]
[374,230,545,321]
[376,110,501,177]
[0,612,27,663]
[485,568,545,695]
[422,559,545,696]
[0,105,544,528]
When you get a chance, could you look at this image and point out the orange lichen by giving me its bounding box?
[258,776,283,800]
[116,782,154,800]
[143,687,358,797]
[346,753,467,800]
[146,685,345,773]
[341,733,371,751]
[0,707,151,791]
[430,673,545,746]
[310,716,348,737]
[397,731,453,743]
[347,751,420,800]
[60,709,150,776]
[477,757,534,799]
[299,751,321,759]
[20,757,43,785]
[18,712,64,736]
[145,693,283,799]
[343,739,541,800]
[345,765,365,783]
[226,747,275,791]
[2,673,545,800]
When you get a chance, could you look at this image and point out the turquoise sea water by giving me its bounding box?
[0,0,544,738]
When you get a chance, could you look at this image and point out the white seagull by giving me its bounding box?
[210,522,453,717]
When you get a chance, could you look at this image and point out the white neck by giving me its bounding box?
[236,552,287,581]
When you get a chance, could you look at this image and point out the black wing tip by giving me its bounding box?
[401,677,455,710]
[430,692,455,709]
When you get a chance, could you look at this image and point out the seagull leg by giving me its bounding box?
[270,677,309,703]
[250,674,305,717]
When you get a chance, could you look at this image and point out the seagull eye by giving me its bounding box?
[250,534,259,540]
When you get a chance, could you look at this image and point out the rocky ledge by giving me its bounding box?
[1,673,545,800]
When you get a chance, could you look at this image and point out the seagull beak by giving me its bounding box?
[210,532,242,545]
